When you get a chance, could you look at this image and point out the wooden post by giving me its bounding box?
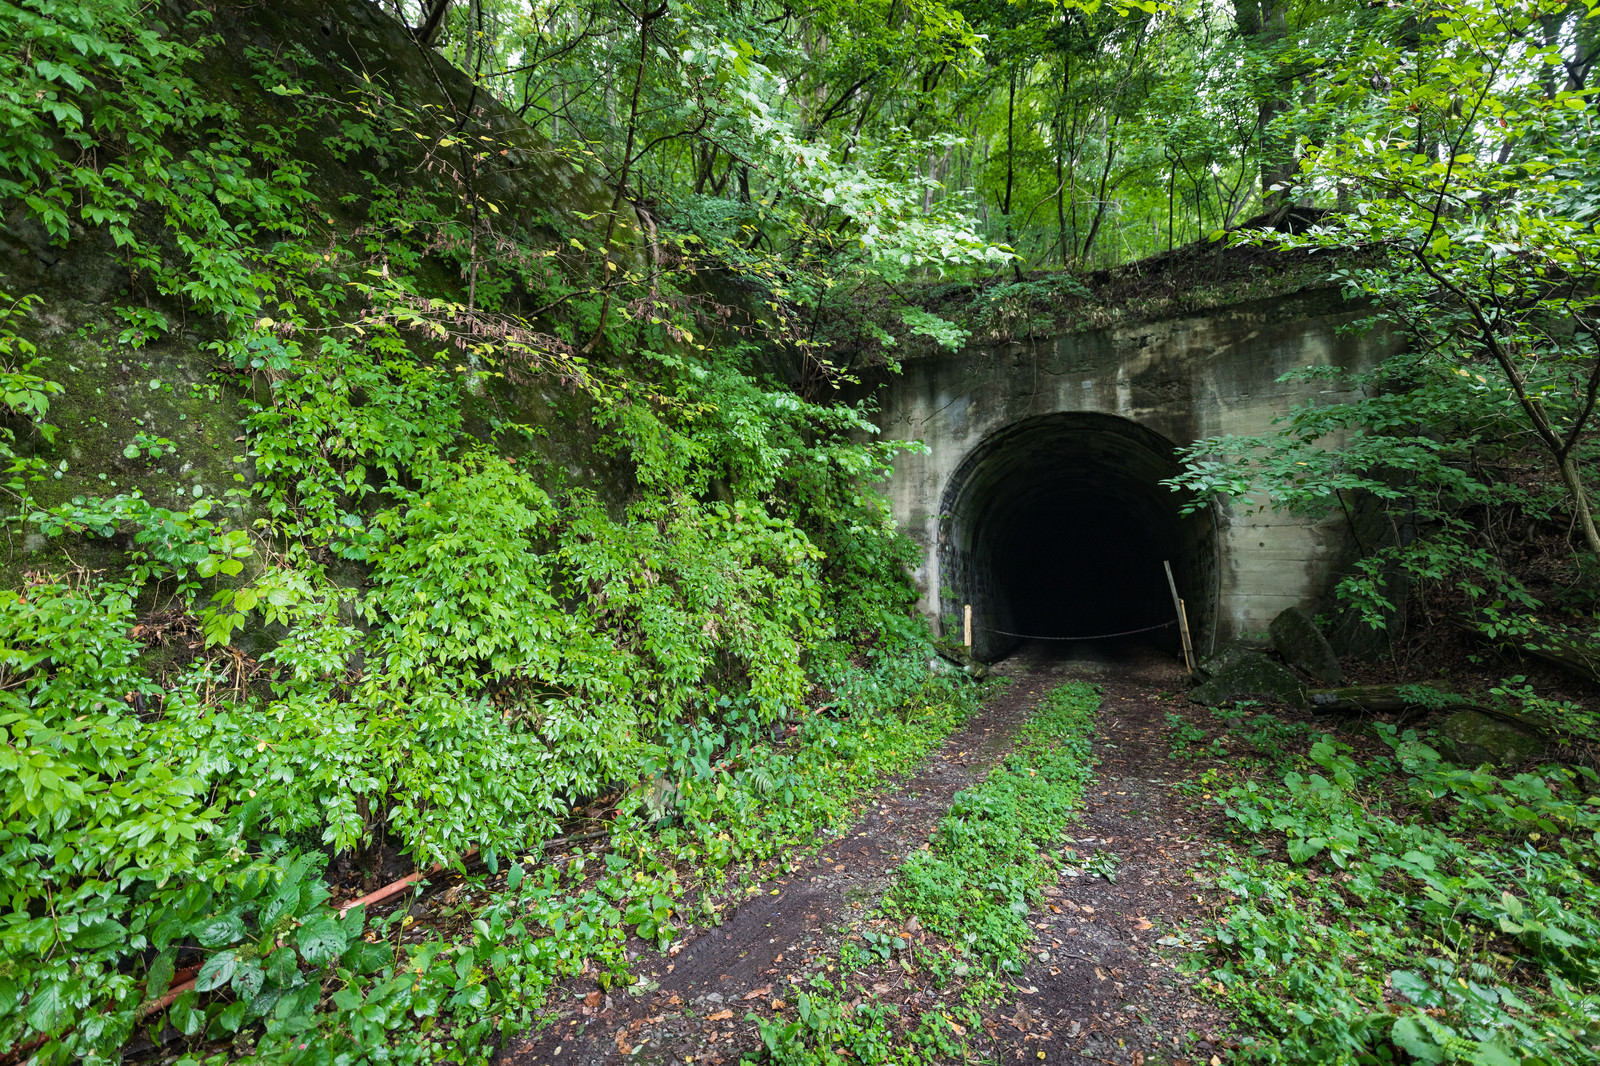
[1177,597,1196,676]
[1163,561,1195,675]
[963,604,973,651]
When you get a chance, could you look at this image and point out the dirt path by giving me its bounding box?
[977,645,1233,1065]
[498,643,1232,1065]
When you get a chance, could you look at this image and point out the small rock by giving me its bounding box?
[1269,606,1343,685]
[1189,650,1307,707]
[1438,709,1543,766]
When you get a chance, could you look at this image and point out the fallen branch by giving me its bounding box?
[1304,684,1453,714]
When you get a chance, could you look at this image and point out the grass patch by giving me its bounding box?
[609,655,1000,886]
[746,679,1102,1064]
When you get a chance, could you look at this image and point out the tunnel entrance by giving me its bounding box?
[938,413,1217,662]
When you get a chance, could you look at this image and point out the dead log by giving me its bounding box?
[1449,614,1600,687]
[1304,684,1455,714]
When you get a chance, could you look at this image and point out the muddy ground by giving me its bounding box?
[498,640,1242,1065]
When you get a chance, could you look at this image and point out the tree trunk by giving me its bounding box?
[1234,0,1292,211]
[1304,684,1449,713]
[1004,65,1024,282]
[1056,16,1072,267]
[1557,452,1600,557]
[414,0,453,45]
[584,0,666,352]
[1002,66,1016,221]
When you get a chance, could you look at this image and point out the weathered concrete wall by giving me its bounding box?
[872,286,1397,648]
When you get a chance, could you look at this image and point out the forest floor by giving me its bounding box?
[498,641,1240,1066]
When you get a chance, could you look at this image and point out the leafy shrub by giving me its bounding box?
[1204,724,1600,1065]
[0,1,957,1061]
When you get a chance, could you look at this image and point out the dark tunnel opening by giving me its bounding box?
[938,413,1217,662]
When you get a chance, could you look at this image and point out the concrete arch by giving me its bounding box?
[866,288,1399,651]
[938,413,1216,661]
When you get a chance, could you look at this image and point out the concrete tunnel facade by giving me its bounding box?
[868,287,1399,660]
[939,413,1215,661]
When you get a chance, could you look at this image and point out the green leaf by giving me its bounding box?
[1472,1037,1520,1066]
[232,960,265,1001]
[25,982,67,1033]
[195,950,238,993]
[1389,970,1436,1007]
[274,982,319,1029]
[296,917,349,965]
[343,940,390,975]
[1391,1014,1446,1064]
[215,999,249,1033]
[1285,835,1326,863]
[196,914,246,947]
[145,952,177,1000]
[71,917,126,949]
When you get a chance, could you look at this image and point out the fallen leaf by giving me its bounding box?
[741,984,772,1001]
[1132,917,1154,931]
[583,991,602,1009]
[707,1009,733,1022]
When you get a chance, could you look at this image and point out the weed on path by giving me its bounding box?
[501,642,1247,1065]
[977,647,1232,1065]
[498,658,1073,1065]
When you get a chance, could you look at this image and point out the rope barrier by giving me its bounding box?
[972,619,1178,642]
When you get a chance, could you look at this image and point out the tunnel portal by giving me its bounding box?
[938,413,1216,661]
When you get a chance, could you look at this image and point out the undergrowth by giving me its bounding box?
[1192,713,1600,1065]
[745,680,1102,1064]
[0,3,961,1064]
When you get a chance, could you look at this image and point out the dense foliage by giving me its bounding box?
[0,0,993,1061]
[1175,704,1600,1065]
[8,0,1600,1060]
[1169,0,1600,718]
[382,0,1397,362]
